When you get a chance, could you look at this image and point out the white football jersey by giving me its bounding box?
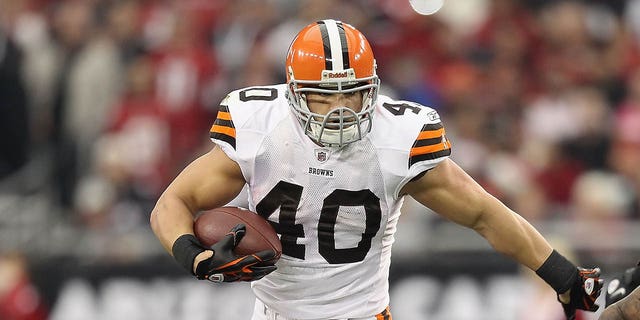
[210,84,451,319]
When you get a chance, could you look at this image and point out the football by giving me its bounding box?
[194,206,282,260]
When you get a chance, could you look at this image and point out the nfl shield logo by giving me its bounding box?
[315,149,329,163]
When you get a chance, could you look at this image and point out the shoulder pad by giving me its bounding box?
[374,95,451,168]
[210,84,288,150]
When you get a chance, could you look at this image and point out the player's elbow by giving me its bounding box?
[465,192,496,233]
[471,210,525,258]
[469,213,506,252]
[149,204,162,235]
[149,195,170,235]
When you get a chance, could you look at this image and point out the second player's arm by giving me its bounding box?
[600,287,640,320]
[401,158,553,271]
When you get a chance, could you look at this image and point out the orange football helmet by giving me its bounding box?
[285,19,379,147]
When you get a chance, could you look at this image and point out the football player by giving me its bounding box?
[600,263,640,320]
[150,19,603,320]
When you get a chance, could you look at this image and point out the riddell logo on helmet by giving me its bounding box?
[321,69,356,81]
[327,71,349,78]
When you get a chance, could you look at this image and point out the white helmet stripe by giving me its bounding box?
[320,19,345,71]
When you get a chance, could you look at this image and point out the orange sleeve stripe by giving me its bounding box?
[216,111,232,121]
[410,140,450,157]
[211,125,236,138]
[416,128,444,140]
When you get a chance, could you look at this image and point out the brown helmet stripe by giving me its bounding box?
[317,21,332,70]
[336,21,350,70]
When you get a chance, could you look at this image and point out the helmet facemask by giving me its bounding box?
[287,66,379,148]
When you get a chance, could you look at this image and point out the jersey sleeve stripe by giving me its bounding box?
[408,122,451,167]
[216,110,232,121]
[422,123,444,131]
[416,127,444,140]
[409,148,451,166]
[210,105,236,149]
[413,136,444,147]
[211,124,235,138]
[214,119,234,128]
[410,143,447,157]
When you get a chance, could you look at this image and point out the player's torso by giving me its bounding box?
[211,84,449,318]
[252,118,396,264]
[218,85,417,263]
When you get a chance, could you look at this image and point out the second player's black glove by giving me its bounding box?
[195,224,278,282]
[560,267,604,320]
[606,261,640,307]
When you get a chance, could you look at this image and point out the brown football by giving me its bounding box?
[194,206,282,260]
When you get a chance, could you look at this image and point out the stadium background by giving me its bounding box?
[1,0,640,319]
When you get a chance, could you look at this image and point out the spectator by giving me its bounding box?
[0,29,29,180]
[0,253,48,320]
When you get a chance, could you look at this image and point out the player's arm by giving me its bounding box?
[600,286,640,320]
[150,145,276,282]
[401,158,603,318]
[601,262,640,320]
[150,145,246,254]
[401,158,552,270]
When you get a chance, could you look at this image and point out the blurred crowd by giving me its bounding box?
[2,0,640,318]
[0,0,639,274]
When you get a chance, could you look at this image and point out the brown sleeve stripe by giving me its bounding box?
[408,123,451,167]
[409,148,451,167]
[209,105,236,149]
[416,127,444,140]
[214,119,234,128]
[421,122,444,131]
[413,136,444,147]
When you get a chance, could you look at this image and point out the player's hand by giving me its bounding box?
[559,267,604,320]
[194,224,278,282]
[605,262,640,307]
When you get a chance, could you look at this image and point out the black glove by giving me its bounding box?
[194,224,278,282]
[561,267,604,320]
[605,262,640,307]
